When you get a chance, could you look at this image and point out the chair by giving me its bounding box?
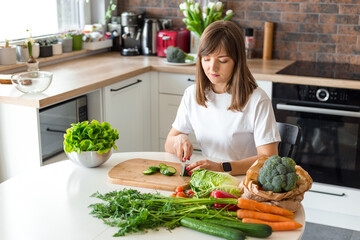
[276,122,301,158]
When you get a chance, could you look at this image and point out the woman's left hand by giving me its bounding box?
[186,159,222,174]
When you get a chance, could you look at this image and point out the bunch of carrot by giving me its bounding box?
[236,198,303,231]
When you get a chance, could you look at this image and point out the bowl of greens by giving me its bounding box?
[63,120,119,167]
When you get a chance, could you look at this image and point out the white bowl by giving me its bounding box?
[11,71,52,93]
[66,149,112,168]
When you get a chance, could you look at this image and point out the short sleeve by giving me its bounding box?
[253,97,281,147]
[172,87,194,134]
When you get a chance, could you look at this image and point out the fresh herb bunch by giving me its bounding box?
[89,189,239,237]
[63,120,119,154]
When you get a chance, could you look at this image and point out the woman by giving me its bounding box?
[165,21,280,175]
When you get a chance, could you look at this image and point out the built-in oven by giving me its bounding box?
[272,82,360,189]
[39,95,88,161]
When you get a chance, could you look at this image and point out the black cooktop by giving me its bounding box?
[276,61,360,81]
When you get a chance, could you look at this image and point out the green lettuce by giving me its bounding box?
[63,120,119,154]
[189,169,242,198]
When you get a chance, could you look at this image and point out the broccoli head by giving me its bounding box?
[166,46,194,63]
[257,155,299,193]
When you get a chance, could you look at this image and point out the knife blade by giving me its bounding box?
[180,162,190,177]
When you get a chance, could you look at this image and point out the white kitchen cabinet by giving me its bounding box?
[103,73,151,152]
[256,80,272,99]
[157,72,201,152]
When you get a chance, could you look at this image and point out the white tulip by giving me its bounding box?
[195,3,200,14]
[183,10,188,18]
[208,1,215,9]
[202,12,207,20]
[179,2,187,10]
[190,4,195,12]
[215,2,222,11]
[226,9,233,16]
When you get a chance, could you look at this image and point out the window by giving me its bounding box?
[0,0,96,41]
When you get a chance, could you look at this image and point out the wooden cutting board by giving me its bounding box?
[107,158,191,191]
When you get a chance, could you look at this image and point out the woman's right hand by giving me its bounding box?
[173,134,193,162]
[164,128,193,162]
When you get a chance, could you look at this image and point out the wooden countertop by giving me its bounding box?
[1,51,359,108]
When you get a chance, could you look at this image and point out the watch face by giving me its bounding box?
[222,162,232,172]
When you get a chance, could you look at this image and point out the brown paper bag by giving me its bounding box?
[239,156,313,212]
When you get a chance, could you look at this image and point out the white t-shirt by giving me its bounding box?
[172,84,280,162]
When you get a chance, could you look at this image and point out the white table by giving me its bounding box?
[0,152,305,240]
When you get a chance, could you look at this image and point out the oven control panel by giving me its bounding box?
[273,83,360,107]
[306,87,348,103]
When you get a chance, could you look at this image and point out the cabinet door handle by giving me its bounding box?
[308,190,346,197]
[187,78,195,82]
[110,79,142,92]
[46,128,66,134]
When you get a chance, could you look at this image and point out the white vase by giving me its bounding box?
[32,43,40,58]
[0,45,17,65]
[52,42,63,55]
[190,31,200,54]
[16,46,29,62]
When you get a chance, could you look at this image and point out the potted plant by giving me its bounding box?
[38,39,53,58]
[0,39,17,65]
[49,37,62,55]
[16,42,29,62]
[57,33,73,53]
[179,1,234,53]
[63,120,119,168]
[68,30,83,51]
[25,36,39,71]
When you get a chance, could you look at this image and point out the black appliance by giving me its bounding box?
[121,11,144,56]
[141,18,160,56]
[276,61,360,81]
[108,16,121,51]
[272,78,360,189]
[39,96,88,161]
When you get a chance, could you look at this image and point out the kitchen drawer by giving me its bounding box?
[301,182,360,217]
[159,72,195,95]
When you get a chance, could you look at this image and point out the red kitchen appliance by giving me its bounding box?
[157,28,190,57]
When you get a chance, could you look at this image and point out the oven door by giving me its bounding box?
[40,100,78,161]
[273,102,360,189]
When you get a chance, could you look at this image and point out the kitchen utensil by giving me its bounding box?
[66,149,112,168]
[180,162,190,177]
[11,71,53,93]
[107,158,191,191]
[0,74,12,84]
[263,22,274,60]
[157,28,190,57]
[141,18,160,56]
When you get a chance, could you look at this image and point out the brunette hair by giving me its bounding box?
[195,20,257,111]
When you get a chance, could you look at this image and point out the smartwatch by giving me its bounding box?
[221,162,232,172]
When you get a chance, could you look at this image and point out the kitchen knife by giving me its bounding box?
[180,162,190,177]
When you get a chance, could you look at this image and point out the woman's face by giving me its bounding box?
[201,46,235,93]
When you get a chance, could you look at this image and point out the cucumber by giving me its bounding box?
[142,170,155,175]
[158,163,167,168]
[165,166,177,175]
[147,166,160,172]
[202,218,272,238]
[160,166,176,176]
[180,217,245,240]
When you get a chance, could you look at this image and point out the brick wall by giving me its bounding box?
[118,0,360,64]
